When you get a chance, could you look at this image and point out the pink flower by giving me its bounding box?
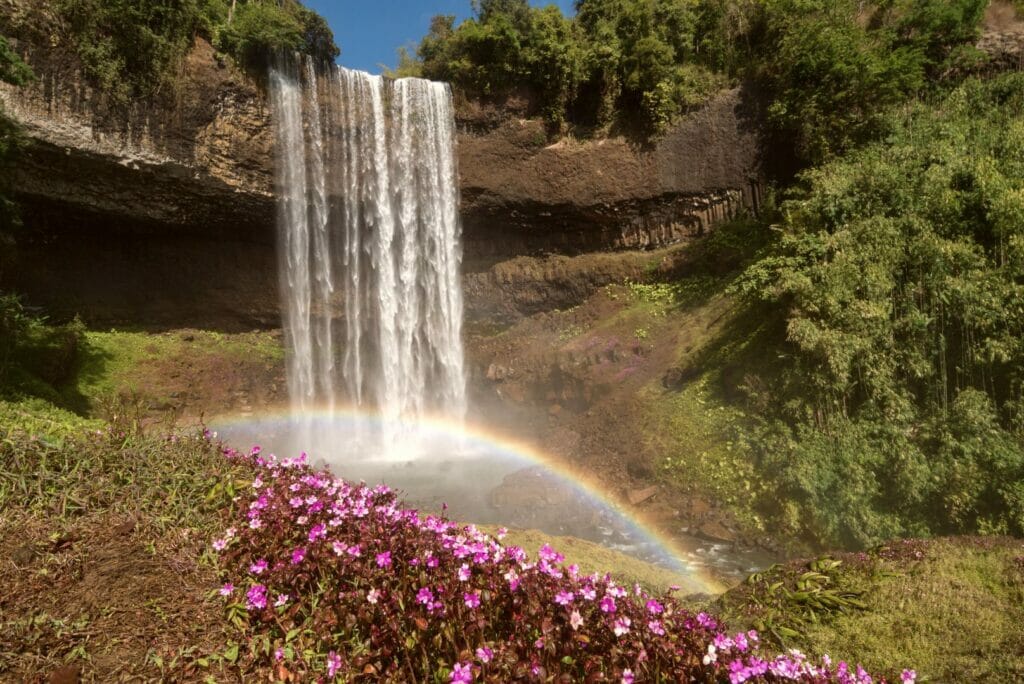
[450,662,473,682]
[308,523,327,542]
[212,538,227,551]
[613,616,632,636]
[218,582,234,597]
[249,558,268,575]
[416,587,435,606]
[648,620,665,636]
[326,650,342,679]
[600,596,617,613]
[570,610,584,630]
[538,543,564,563]
[901,670,917,684]
[554,590,574,606]
[291,547,306,564]
[464,591,481,609]
[274,647,284,662]
[646,599,664,615]
[274,593,289,607]
[621,669,635,684]
[246,584,268,610]
[331,541,348,556]
[475,646,493,663]
[367,588,381,604]
[376,551,392,568]
[458,563,471,581]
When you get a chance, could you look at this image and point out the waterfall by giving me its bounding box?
[268,56,466,435]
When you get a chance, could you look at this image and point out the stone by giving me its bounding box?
[486,363,509,381]
[689,497,712,518]
[697,520,737,544]
[627,485,659,506]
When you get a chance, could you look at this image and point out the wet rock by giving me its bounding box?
[625,454,654,480]
[689,497,712,518]
[486,363,509,381]
[662,365,698,390]
[627,485,659,506]
[697,520,737,544]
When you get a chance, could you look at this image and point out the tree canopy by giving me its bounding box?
[734,73,1024,547]
[412,0,988,146]
[50,0,339,102]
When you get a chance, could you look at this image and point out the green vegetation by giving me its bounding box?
[678,73,1022,550]
[483,526,705,594]
[0,423,243,535]
[716,538,1024,681]
[410,0,987,144]
[719,0,989,164]
[0,421,251,680]
[76,328,282,404]
[0,293,282,443]
[45,0,337,102]
[416,0,725,132]
[0,294,87,411]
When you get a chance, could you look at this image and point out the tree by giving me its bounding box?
[734,74,1024,545]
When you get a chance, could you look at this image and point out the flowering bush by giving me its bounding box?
[213,445,914,683]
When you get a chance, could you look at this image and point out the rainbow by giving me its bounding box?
[209,406,727,595]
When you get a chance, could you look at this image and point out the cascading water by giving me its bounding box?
[239,55,764,582]
[268,55,466,438]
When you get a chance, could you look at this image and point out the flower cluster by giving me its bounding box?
[212,445,912,683]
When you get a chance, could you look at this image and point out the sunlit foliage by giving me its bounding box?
[734,74,1024,546]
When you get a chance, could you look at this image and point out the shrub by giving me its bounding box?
[211,445,910,682]
[217,1,339,71]
[51,0,338,101]
[733,74,1024,547]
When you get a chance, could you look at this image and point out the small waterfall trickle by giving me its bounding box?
[268,55,466,449]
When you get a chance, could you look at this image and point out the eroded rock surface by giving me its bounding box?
[458,89,764,259]
[0,20,764,327]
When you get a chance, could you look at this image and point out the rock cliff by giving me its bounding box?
[0,28,764,327]
[457,90,763,261]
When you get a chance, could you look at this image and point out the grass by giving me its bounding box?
[0,421,247,533]
[0,422,254,680]
[482,526,705,596]
[0,398,100,444]
[74,329,282,407]
[715,538,1024,682]
[640,375,764,533]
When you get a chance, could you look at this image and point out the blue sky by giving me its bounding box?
[303,1,576,74]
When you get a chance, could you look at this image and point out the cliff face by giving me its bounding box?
[0,22,280,328]
[0,27,275,231]
[0,32,764,327]
[458,89,763,261]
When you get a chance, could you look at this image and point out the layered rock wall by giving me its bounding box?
[458,89,764,261]
[0,27,764,327]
